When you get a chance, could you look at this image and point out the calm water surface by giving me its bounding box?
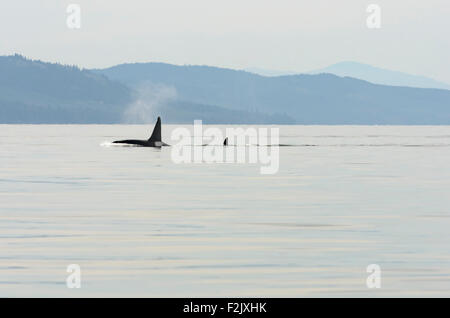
[0,125,449,297]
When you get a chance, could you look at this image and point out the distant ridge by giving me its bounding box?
[308,61,450,90]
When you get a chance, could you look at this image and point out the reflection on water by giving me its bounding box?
[0,125,450,297]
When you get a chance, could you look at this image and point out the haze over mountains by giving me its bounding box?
[247,62,450,90]
[309,62,450,90]
[1,54,450,124]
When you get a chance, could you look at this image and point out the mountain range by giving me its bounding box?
[1,54,450,124]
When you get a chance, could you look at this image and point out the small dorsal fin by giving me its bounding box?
[148,117,162,142]
[223,137,228,146]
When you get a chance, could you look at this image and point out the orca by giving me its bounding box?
[113,117,170,147]
[113,116,229,147]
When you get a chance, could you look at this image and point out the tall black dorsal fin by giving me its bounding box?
[148,117,162,142]
[223,137,228,146]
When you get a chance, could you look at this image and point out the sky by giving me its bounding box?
[1,0,449,82]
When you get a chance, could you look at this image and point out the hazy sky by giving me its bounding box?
[1,0,449,82]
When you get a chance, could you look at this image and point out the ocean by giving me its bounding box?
[1,124,449,297]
